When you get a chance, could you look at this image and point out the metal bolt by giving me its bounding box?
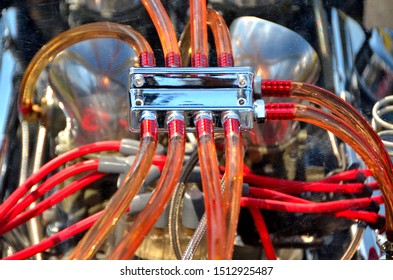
[237,74,247,87]
[133,74,145,87]
[134,90,144,106]
[253,100,266,123]
[237,98,246,106]
[237,89,247,106]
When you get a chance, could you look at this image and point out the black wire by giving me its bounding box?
[179,149,199,184]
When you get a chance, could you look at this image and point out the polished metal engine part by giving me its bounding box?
[48,38,138,145]
[230,16,320,82]
[356,27,393,114]
[230,16,320,147]
[129,67,255,131]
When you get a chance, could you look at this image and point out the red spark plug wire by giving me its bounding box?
[0,141,120,222]
[0,172,106,235]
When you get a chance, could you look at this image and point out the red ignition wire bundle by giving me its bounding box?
[3,211,102,260]
[242,195,383,214]
[0,172,106,236]
[4,136,376,260]
[69,116,159,260]
[0,141,121,222]
[245,185,384,260]
[0,136,167,259]
[261,81,393,241]
[243,172,377,195]
[1,160,100,225]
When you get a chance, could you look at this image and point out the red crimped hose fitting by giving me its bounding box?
[224,117,241,137]
[139,51,156,67]
[265,103,296,120]
[140,118,158,140]
[218,53,234,67]
[262,80,293,97]
[166,52,182,67]
[192,52,209,68]
[196,116,214,138]
[168,118,186,138]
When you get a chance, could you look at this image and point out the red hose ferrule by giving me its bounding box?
[191,52,209,67]
[262,80,293,97]
[168,119,185,138]
[140,118,158,140]
[196,116,214,138]
[165,52,182,67]
[265,103,296,120]
[217,53,234,67]
[223,117,240,138]
[139,51,156,67]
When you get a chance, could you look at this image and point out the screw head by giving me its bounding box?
[134,89,144,106]
[133,74,145,87]
[237,98,246,106]
[135,99,144,106]
[237,74,247,87]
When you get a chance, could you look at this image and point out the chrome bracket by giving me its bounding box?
[129,67,255,132]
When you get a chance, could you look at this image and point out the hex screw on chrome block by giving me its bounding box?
[237,74,247,87]
[135,90,144,106]
[237,98,246,106]
[133,74,145,87]
[237,89,247,106]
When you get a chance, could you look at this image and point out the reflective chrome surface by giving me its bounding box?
[84,0,141,18]
[0,8,21,194]
[356,27,393,103]
[48,38,138,145]
[332,8,366,100]
[313,0,334,90]
[129,67,254,132]
[230,16,320,82]
[330,9,367,170]
[230,16,320,146]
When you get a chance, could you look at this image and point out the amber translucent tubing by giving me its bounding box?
[263,81,393,180]
[195,112,226,259]
[207,9,234,67]
[18,22,154,120]
[190,0,209,67]
[108,114,186,260]
[266,103,393,239]
[222,113,243,259]
[179,9,232,67]
[291,82,393,240]
[264,81,393,240]
[142,0,181,67]
[209,8,236,255]
[292,82,387,160]
[68,114,158,260]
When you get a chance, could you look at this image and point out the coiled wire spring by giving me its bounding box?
[372,96,393,156]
